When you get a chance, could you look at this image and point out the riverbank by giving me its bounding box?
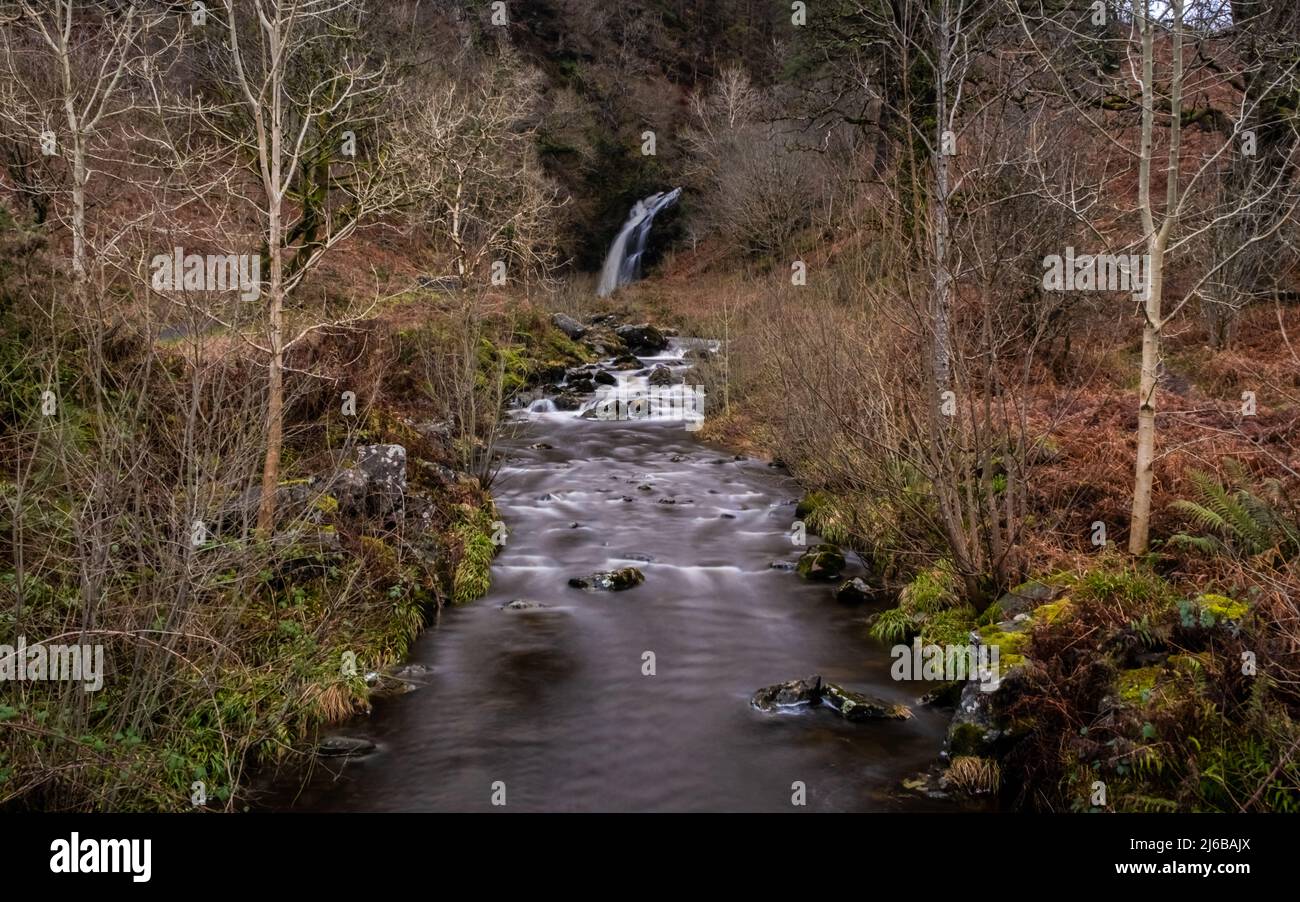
[0,293,589,811]
[598,270,1300,813]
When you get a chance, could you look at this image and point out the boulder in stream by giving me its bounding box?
[752,674,912,721]
[365,669,420,697]
[568,567,645,591]
[593,369,618,386]
[317,735,376,758]
[615,323,669,354]
[820,682,912,721]
[647,364,681,386]
[796,544,846,581]
[835,576,890,605]
[752,675,823,711]
[552,392,583,411]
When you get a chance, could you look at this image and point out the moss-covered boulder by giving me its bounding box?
[991,578,1064,619]
[794,491,829,520]
[796,544,846,581]
[820,682,912,721]
[551,312,587,339]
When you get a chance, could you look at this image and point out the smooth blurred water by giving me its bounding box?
[270,344,951,812]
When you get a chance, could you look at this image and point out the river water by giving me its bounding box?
[273,342,952,812]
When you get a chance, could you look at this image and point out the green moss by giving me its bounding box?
[1195,593,1249,623]
[948,721,990,757]
[537,327,595,366]
[1034,597,1074,625]
[795,491,831,520]
[795,544,845,580]
[313,493,339,515]
[1117,666,1162,704]
[977,623,1029,667]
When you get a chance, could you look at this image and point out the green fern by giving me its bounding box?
[1169,465,1300,561]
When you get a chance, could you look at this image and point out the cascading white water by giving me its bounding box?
[596,188,681,297]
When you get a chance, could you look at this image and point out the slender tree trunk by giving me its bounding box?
[1129,0,1182,554]
[256,22,286,534]
[257,264,284,533]
[69,140,87,294]
[1130,253,1162,554]
[931,0,952,388]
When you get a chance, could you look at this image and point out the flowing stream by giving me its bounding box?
[273,341,952,811]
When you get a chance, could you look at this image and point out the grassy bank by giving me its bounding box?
[0,293,586,811]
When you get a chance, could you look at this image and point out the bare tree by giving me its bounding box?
[0,1,167,300]
[1009,0,1300,553]
[394,47,565,286]
[200,0,402,532]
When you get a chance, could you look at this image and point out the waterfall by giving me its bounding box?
[596,188,681,298]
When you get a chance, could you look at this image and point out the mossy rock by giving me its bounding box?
[1117,665,1162,705]
[947,720,993,758]
[821,682,911,721]
[991,578,1063,619]
[796,544,845,581]
[976,621,1030,668]
[794,491,830,520]
[1034,597,1074,625]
